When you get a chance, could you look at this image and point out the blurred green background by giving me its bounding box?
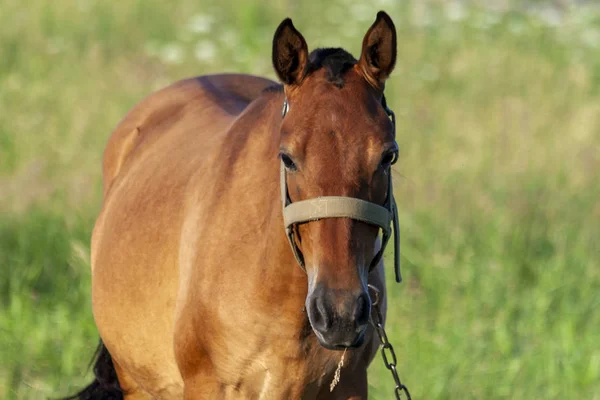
[1,0,599,398]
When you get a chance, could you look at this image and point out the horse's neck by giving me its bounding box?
[251,90,312,311]
[210,87,309,297]
[239,89,310,298]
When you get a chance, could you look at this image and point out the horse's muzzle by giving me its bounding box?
[306,284,371,350]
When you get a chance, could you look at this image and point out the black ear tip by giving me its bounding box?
[376,11,395,28]
[274,17,300,40]
[277,17,295,32]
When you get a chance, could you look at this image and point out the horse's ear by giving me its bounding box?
[272,18,309,86]
[358,11,397,89]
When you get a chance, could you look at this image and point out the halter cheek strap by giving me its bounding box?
[280,98,402,283]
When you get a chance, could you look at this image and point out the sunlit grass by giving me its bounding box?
[1,1,598,399]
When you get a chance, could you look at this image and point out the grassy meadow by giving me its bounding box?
[1,0,599,398]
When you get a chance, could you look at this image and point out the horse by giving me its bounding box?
[66,10,402,400]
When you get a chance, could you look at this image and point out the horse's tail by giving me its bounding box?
[62,339,123,400]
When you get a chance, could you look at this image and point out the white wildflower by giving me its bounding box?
[160,43,184,65]
[188,13,214,34]
[445,2,467,23]
[194,40,216,62]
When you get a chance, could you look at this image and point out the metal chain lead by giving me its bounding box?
[368,284,412,400]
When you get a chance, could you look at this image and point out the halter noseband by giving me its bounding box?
[280,96,402,283]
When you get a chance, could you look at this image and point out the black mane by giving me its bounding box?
[264,47,357,92]
[305,48,357,88]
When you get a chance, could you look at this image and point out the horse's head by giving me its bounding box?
[273,12,398,349]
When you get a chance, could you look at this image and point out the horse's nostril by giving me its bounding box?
[310,296,331,331]
[354,292,370,327]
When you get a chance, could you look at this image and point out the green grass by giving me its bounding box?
[1,0,599,399]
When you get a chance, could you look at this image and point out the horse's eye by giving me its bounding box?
[280,153,297,171]
[381,150,398,168]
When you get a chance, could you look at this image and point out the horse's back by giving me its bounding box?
[90,74,276,398]
[101,74,276,198]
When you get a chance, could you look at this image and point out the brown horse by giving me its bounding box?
[67,11,401,400]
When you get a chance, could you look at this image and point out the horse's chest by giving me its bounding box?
[211,327,345,399]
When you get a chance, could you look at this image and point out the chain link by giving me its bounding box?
[368,284,412,400]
